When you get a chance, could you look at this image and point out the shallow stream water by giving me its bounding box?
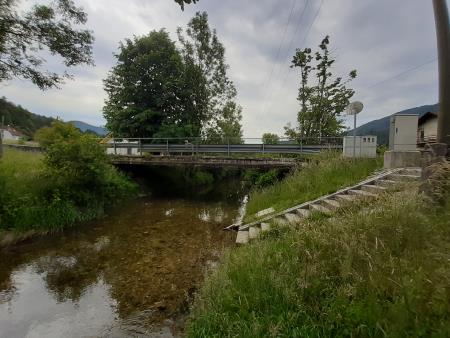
[0,172,246,337]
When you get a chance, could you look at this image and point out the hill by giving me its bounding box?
[352,103,439,144]
[0,97,55,138]
[69,121,107,136]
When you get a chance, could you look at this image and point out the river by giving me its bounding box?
[0,171,247,338]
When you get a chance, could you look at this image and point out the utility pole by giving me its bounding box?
[433,0,450,147]
[0,115,4,159]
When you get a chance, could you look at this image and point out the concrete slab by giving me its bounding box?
[285,213,302,223]
[322,199,340,210]
[296,208,311,218]
[236,231,249,244]
[310,204,331,214]
[249,227,261,239]
[255,207,275,218]
[260,223,271,232]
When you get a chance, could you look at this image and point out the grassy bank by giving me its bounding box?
[0,146,136,236]
[244,152,382,221]
[187,183,450,337]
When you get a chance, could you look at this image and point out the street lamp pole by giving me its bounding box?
[433,0,450,147]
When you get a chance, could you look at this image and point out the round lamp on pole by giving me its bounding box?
[346,101,364,158]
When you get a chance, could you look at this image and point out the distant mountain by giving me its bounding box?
[0,97,56,138]
[69,121,108,136]
[351,103,439,144]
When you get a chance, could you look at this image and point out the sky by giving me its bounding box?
[0,0,441,138]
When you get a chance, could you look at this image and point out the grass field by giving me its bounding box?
[187,184,450,337]
[244,152,382,221]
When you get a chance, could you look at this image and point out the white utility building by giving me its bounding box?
[343,136,377,158]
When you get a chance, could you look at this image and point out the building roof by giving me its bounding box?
[418,111,438,126]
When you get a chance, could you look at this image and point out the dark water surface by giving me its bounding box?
[0,175,246,338]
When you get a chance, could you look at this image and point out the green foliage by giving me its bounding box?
[187,189,450,337]
[0,130,136,232]
[261,133,280,144]
[0,97,55,138]
[103,13,243,142]
[285,36,357,140]
[0,0,94,89]
[103,30,199,138]
[35,120,80,148]
[174,0,198,10]
[244,152,382,221]
[178,12,243,143]
[243,169,280,189]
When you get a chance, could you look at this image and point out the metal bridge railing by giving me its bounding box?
[102,137,344,156]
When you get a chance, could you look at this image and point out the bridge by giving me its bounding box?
[106,137,343,168]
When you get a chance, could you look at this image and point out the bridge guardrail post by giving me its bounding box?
[113,138,117,155]
[138,138,142,156]
[166,139,169,155]
[227,138,230,157]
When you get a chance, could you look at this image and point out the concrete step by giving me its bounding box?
[296,208,312,218]
[348,189,377,198]
[361,184,386,194]
[388,174,421,182]
[335,194,358,203]
[309,204,331,214]
[261,223,271,232]
[376,179,397,187]
[284,212,303,223]
[249,226,261,240]
[236,230,249,244]
[322,199,340,210]
[273,216,289,225]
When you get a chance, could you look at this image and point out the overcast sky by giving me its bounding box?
[0,0,441,137]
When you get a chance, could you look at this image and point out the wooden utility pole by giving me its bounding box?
[433,0,450,147]
[0,115,4,159]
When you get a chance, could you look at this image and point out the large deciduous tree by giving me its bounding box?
[103,30,207,138]
[0,0,94,90]
[178,12,243,143]
[285,36,357,141]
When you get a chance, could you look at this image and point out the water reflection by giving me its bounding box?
[0,190,244,337]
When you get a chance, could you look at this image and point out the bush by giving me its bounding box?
[0,122,137,233]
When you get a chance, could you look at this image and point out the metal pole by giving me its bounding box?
[433,0,450,146]
[353,114,357,158]
[113,138,117,155]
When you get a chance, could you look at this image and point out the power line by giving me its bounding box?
[261,0,298,103]
[265,0,323,115]
[260,0,310,115]
[364,57,438,90]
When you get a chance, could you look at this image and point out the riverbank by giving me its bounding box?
[0,148,136,245]
[244,152,382,222]
[186,161,450,337]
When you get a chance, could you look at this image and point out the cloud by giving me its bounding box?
[1,0,439,137]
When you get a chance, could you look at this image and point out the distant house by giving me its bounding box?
[0,126,24,141]
[417,112,438,146]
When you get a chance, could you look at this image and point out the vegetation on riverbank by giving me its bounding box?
[187,170,450,336]
[244,152,382,221]
[0,123,137,236]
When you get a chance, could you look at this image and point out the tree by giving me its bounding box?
[0,0,94,90]
[177,12,243,143]
[174,0,198,10]
[285,36,357,141]
[103,30,206,138]
[262,133,280,145]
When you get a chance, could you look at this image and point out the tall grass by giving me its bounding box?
[187,187,450,337]
[245,152,382,221]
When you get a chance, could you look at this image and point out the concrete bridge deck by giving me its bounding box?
[111,155,301,169]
